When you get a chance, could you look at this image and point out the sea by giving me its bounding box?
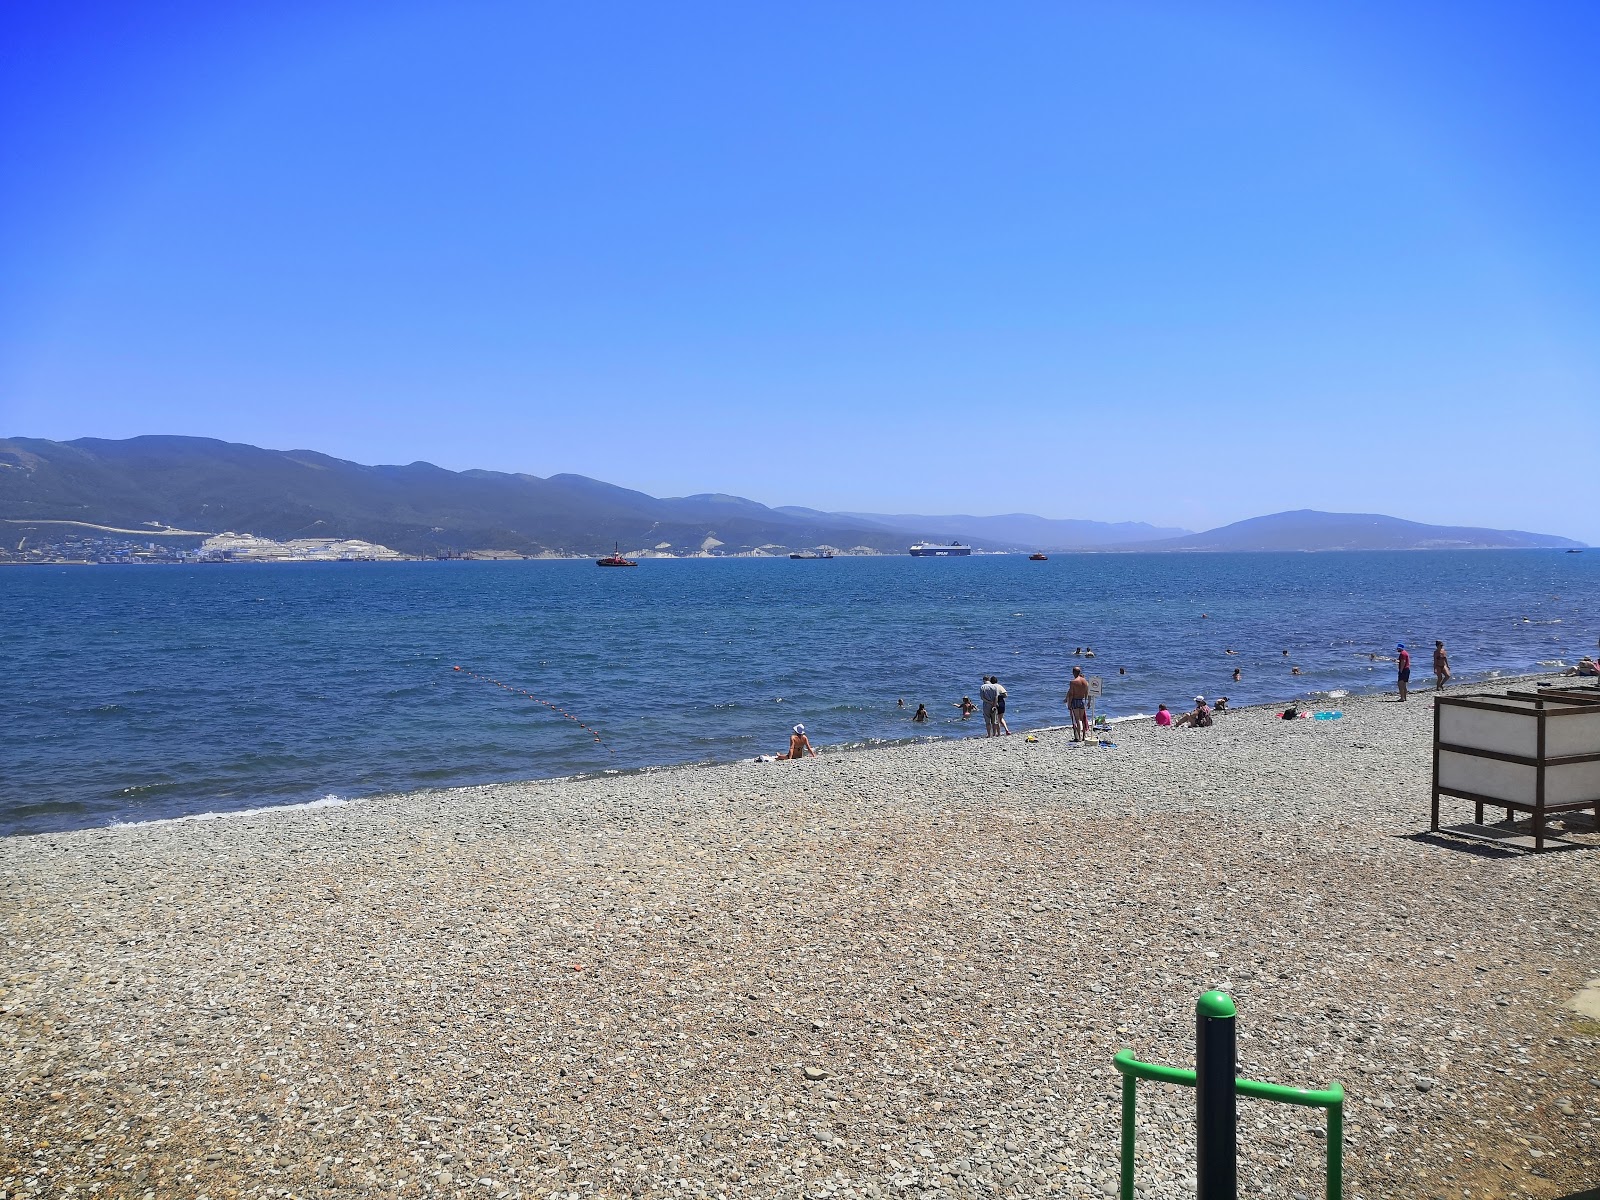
[3,550,1595,836]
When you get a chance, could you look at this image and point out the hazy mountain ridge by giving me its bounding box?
[0,436,1584,555]
[1120,509,1583,552]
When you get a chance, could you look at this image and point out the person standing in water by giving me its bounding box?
[1396,643,1412,701]
[912,703,929,723]
[1433,640,1451,691]
[1065,666,1091,742]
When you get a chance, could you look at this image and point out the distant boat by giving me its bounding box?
[910,540,971,557]
[596,543,638,567]
[1568,548,1584,553]
[789,550,834,559]
[1029,553,1048,561]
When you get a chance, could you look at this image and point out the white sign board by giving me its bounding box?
[1087,676,1103,698]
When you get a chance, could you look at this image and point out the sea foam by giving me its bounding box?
[111,794,350,829]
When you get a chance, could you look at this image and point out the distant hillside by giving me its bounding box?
[825,510,1189,549]
[0,435,1131,556]
[1,438,1582,556]
[1122,509,1585,552]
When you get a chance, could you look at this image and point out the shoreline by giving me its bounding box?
[18,667,1571,839]
[3,670,1597,1198]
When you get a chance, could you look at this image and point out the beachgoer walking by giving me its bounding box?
[1065,666,1091,742]
[912,703,928,723]
[994,678,1010,735]
[954,695,976,720]
[1433,640,1451,691]
[1396,643,1411,701]
[980,675,1000,736]
[776,723,816,760]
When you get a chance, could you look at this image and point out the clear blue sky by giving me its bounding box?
[3,1,1597,541]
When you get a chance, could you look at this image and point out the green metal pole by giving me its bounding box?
[1327,1097,1343,1200]
[1121,1072,1136,1200]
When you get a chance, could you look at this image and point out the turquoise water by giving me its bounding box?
[3,551,1595,835]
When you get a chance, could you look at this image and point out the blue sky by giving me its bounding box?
[3,1,1597,541]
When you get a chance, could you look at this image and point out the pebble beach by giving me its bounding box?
[3,677,1598,1200]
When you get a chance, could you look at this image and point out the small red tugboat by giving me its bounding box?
[596,543,638,567]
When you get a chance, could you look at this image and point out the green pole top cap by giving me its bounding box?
[1197,990,1236,1019]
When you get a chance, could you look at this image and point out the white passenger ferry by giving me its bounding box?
[909,540,972,557]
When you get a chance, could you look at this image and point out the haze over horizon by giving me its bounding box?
[4,2,1597,542]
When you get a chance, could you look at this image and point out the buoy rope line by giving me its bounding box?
[452,665,614,755]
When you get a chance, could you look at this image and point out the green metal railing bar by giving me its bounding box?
[1113,1049,1344,1200]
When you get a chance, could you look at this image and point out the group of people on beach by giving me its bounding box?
[769,632,1493,761]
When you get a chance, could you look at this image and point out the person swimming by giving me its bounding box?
[954,696,975,719]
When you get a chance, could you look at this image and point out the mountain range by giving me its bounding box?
[0,435,1585,555]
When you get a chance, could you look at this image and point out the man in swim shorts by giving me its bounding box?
[1433,640,1451,691]
[1396,643,1411,701]
[979,675,1000,736]
[1065,666,1090,742]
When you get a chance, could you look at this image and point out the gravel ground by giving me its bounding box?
[4,676,1598,1200]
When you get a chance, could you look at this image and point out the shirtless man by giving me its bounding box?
[1065,666,1091,742]
[776,723,816,760]
[1433,640,1451,691]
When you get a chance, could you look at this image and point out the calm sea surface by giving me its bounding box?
[4,551,1595,835]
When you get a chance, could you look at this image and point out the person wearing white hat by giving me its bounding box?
[776,723,816,760]
[1172,695,1213,729]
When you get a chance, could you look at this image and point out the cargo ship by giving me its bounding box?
[909,540,971,557]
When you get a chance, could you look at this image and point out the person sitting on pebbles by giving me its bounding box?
[776,723,817,760]
[1172,695,1214,729]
